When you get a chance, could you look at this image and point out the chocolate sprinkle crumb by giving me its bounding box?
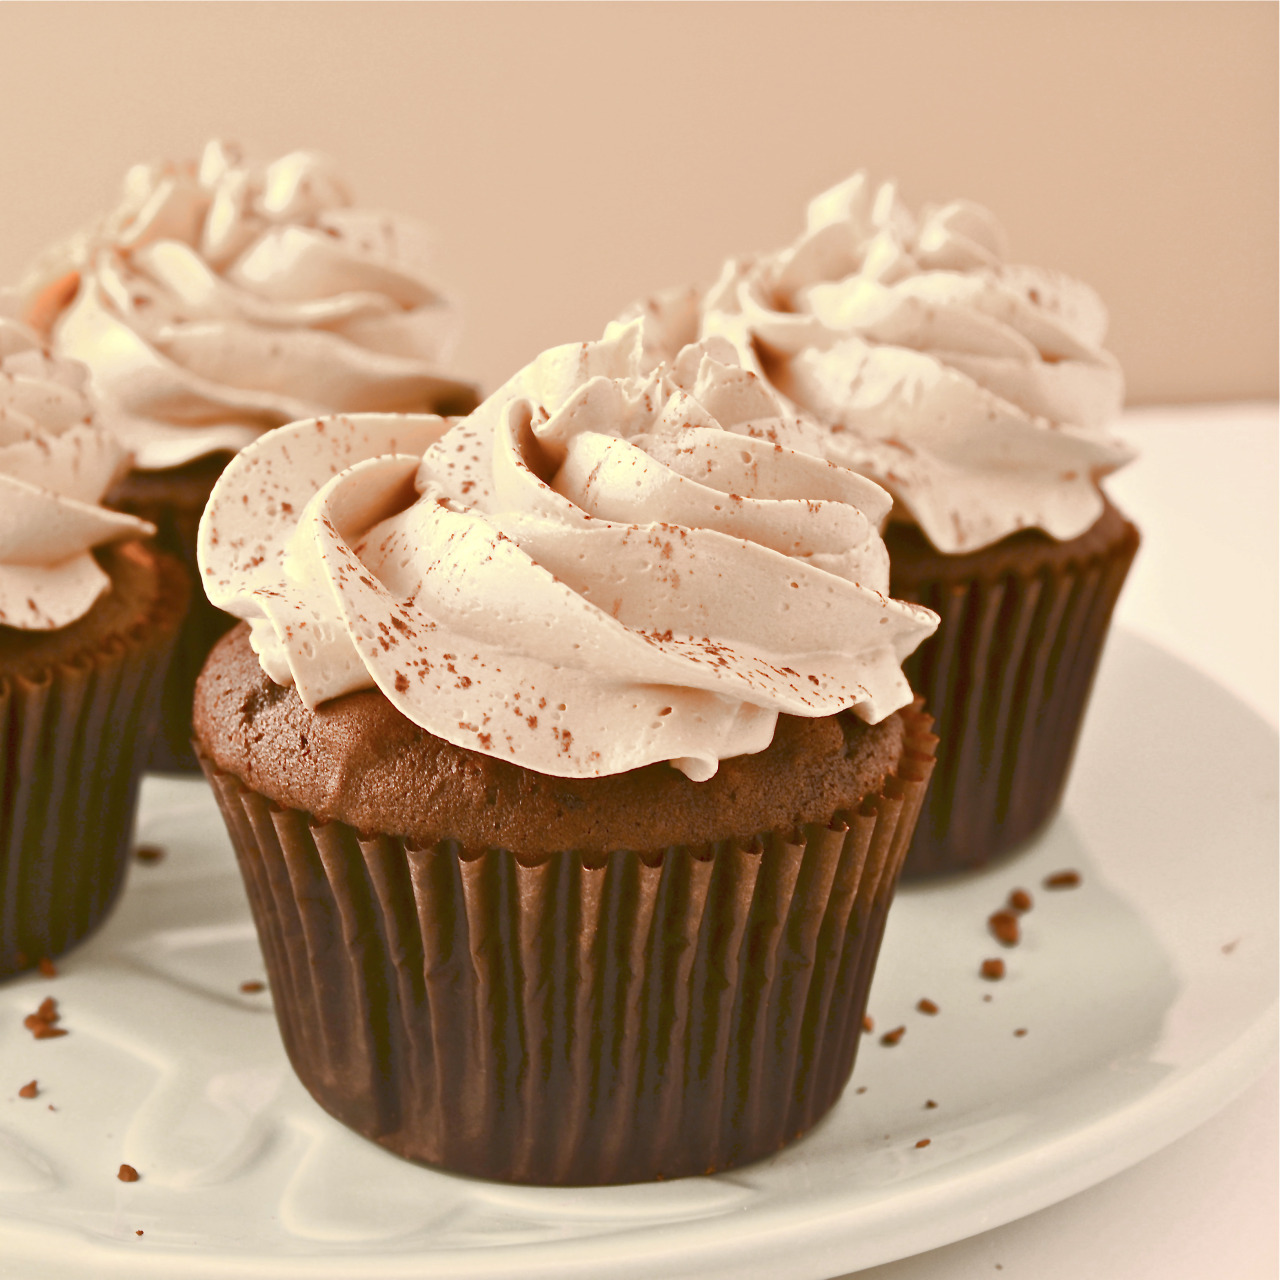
[988,911,1021,947]
[37,957,57,978]
[118,1164,139,1183]
[1008,888,1033,913]
[880,1026,906,1047]
[980,958,1006,981]
[917,998,939,1015]
[24,997,67,1039]
[1044,869,1081,890]
[239,980,266,994]
[17,1081,37,1099]
[915,1138,931,1149]
[135,843,166,864]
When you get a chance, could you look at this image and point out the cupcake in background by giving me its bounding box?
[193,322,937,1184]
[621,173,1139,877]
[19,139,478,769]
[0,305,186,977]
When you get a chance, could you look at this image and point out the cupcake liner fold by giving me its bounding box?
[110,456,234,773]
[889,505,1139,878]
[201,705,935,1185]
[0,606,181,978]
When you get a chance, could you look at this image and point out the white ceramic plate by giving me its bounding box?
[0,631,1275,1280]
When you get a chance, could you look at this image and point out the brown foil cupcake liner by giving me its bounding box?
[110,455,235,774]
[200,705,935,1186]
[0,586,183,978]
[888,502,1139,879]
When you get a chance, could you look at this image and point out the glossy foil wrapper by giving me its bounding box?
[200,705,936,1185]
[0,555,186,977]
[887,500,1139,879]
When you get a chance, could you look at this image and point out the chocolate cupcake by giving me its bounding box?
[193,325,938,1183]
[0,312,186,978]
[19,140,477,770]
[622,173,1137,877]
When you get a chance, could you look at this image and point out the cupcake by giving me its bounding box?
[192,323,938,1184]
[19,139,478,770]
[622,173,1138,878]
[0,308,186,978]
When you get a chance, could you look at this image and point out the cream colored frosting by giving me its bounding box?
[624,173,1134,554]
[20,140,471,472]
[199,323,937,781]
[0,306,153,629]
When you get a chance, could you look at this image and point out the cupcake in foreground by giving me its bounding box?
[622,173,1139,878]
[193,323,938,1184]
[0,309,186,978]
[19,139,478,770]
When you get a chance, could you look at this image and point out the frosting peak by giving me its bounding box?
[0,305,152,630]
[20,140,472,472]
[630,172,1134,554]
[200,324,936,781]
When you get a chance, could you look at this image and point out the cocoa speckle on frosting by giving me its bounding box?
[198,323,936,781]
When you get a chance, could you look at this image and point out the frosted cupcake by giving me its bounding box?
[0,309,185,976]
[19,139,477,769]
[192,323,938,1183]
[623,174,1138,877]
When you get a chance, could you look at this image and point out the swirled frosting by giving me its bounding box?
[0,306,153,629]
[623,173,1134,554]
[199,323,937,781]
[20,140,472,472]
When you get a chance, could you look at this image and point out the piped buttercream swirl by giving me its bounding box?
[622,173,1134,554]
[199,322,936,780]
[0,306,153,630]
[20,140,472,472]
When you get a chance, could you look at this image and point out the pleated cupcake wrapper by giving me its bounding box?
[201,705,935,1186]
[0,622,179,978]
[113,475,232,774]
[896,525,1138,879]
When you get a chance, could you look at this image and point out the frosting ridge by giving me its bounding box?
[199,324,936,780]
[20,140,472,472]
[0,307,153,630]
[625,172,1134,553]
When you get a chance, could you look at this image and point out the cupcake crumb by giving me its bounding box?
[239,980,265,994]
[988,911,1020,947]
[916,998,939,1015]
[980,958,1006,981]
[37,957,57,978]
[924,1099,938,1109]
[117,1164,140,1183]
[135,843,166,864]
[1044,870,1081,890]
[915,1138,931,1149]
[1008,888,1033,913]
[1014,1028,1028,1037]
[1222,939,1240,955]
[880,1026,906,1047]
[855,1086,868,1094]
[24,997,67,1039]
[862,1014,874,1033]
[135,1230,144,1237]
[17,1081,38,1099]
[982,993,993,1002]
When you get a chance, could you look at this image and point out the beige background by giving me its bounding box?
[0,2,1274,404]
